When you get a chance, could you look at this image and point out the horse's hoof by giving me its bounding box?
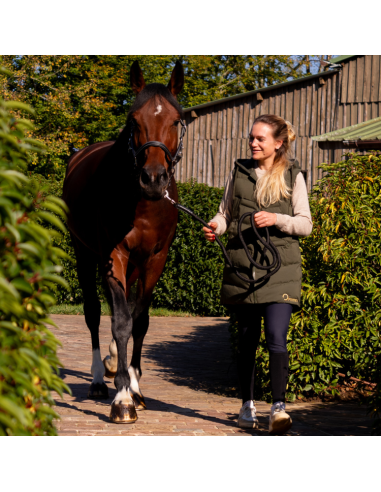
[132,393,147,411]
[88,383,109,400]
[110,403,138,424]
[103,357,117,380]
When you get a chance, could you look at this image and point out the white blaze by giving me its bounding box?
[154,105,163,116]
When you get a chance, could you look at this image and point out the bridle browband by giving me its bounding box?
[128,119,187,171]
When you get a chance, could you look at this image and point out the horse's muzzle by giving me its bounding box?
[140,165,169,201]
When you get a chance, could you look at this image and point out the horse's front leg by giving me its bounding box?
[104,256,137,425]
[129,250,170,411]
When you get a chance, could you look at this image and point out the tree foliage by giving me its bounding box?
[0,86,70,436]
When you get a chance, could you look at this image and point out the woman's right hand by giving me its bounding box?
[203,222,218,243]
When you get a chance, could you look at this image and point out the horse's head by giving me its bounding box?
[128,61,185,201]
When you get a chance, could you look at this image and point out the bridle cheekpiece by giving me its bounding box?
[128,119,187,172]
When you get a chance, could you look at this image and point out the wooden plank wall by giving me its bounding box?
[176,55,381,190]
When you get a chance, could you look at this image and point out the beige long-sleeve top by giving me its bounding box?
[211,164,313,237]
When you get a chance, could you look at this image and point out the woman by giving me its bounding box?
[203,115,313,435]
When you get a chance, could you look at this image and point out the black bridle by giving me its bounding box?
[128,119,187,172]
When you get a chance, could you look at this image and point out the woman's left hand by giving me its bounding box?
[254,212,277,229]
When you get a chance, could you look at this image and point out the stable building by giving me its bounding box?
[175,55,381,191]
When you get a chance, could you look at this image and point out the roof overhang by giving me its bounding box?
[313,116,381,144]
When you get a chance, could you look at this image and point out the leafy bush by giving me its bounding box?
[229,153,381,415]
[47,179,228,316]
[0,94,70,436]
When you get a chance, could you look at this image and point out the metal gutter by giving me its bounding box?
[183,70,340,113]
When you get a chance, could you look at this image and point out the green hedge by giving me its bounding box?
[0,96,70,436]
[47,179,228,317]
[229,153,381,425]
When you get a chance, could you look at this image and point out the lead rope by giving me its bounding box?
[164,192,281,285]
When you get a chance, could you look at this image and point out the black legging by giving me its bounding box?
[236,303,293,404]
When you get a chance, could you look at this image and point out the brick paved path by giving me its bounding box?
[52,315,372,436]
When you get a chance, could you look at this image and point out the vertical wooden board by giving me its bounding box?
[232,104,239,139]
[219,138,227,188]
[242,138,249,160]
[211,110,217,141]
[305,83,312,137]
[342,103,347,129]
[285,89,293,124]
[198,139,204,183]
[243,100,251,138]
[280,92,286,120]
[296,136,302,164]
[312,141,319,187]
[370,55,380,102]
[310,82,318,136]
[355,56,365,103]
[320,84,327,135]
[206,112,212,140]
[193,112,200,141]
[213,140,220,188]
[202,139,209,185]
[363,55,372,103]
[331,73,338,131]
[227,102,233,140]
[217,105,224,140]
[341,62,349,104]
[351,103,358,126]
[293,87,300,134]
[307,138,314,191]
[222,104,228,140]
[249,97,256,127]
[238,102,244,138]
[347,58,357,103]
[268,93,275,114]
[186,119,194,181]
[299,85,306,137]
[275,91,281,116]
[225,137,232,186]
[192,139,198,180]
[199,110,206,141]
[378,56,381,103]
[207,141,213,187]
[231,138,238,170]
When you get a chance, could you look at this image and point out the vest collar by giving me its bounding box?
[235,159,258,182]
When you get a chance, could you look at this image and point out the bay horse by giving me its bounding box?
[63,61,185,424]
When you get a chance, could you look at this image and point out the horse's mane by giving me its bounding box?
[127,83,184,122]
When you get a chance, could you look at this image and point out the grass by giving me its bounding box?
[49,304,196,318]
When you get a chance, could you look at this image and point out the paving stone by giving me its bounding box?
[52,315,372,437]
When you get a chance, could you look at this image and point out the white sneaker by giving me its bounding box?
[238,401,259,429]
[269,402,292,435]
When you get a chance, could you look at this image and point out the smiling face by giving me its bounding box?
[249,122,283,164]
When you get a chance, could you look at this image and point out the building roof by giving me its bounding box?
[312,116,381,142]
[184,69,340,113]
[330,55,358,64]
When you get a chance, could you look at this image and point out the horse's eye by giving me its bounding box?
[174,121,180,127]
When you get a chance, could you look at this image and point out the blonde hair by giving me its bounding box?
[252,115,296,209]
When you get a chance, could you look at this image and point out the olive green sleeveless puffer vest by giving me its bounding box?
[221,159,302,308]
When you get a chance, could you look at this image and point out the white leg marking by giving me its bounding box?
[128,366,142,395]
[91,349,105,385]
[154,104,163,116]
[113,387,134,406]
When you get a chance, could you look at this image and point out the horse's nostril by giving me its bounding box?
[158,168,167,182]
[141,168,151,186]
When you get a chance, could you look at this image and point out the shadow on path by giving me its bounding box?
[144,320,240,398]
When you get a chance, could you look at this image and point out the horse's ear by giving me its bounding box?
[167,61,184,98]
[130,61,146,95]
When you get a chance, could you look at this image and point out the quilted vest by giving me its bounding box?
[221,159,302,308]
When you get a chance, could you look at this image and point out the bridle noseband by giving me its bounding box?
[128,119,187,173]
